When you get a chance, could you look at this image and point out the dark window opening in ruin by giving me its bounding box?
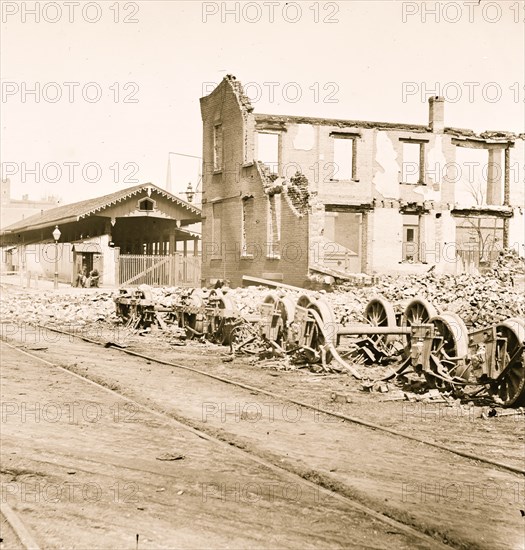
[241,197,255,257]
[455,216,504,267]
[267,194,281,258]
[324,212,362,272]
[214,125,223,171]
[138,198,155,211]
[331,136,356,181]
[401,141,425,185]
[454,144,504,206]
[257,132,279,174]
[402,214,420,262]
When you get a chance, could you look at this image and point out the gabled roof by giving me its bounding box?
[2,183,201,234]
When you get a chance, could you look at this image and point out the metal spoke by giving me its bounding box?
[493,323,525,406]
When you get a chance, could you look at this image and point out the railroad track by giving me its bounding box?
[20,323,525,478]
[0,502,41,550]
[2,338,451,550]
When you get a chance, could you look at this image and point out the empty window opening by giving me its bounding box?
[257,132,279,174]
[332,137,355,181]
[214,125,223,171]
[454,146,503,206]
[401,142,425,184]
[267,194,281,258]
[241,197,255,256]
[403,214,420,262]
[455,216,504,266]
[323,212,362,272]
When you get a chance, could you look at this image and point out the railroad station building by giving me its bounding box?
[200,75,525,287]
[0,183,201,287]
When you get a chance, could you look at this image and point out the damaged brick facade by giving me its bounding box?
[200,75,525,286]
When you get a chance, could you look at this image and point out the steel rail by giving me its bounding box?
[3,339,451,550]
[9,323,525,477]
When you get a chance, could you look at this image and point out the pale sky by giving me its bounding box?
[1,0,523,204]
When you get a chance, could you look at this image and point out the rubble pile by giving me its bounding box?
[0,288,117,328]
[286,172,310,215]
[2,249,523,337]
[3,266,524,406]
[484,249,525,281]
[336,271,524,328]
[320,291,369,324]
[226,287,301,316]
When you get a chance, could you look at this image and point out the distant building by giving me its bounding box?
[1,178,59,229]
[200,75,525,287]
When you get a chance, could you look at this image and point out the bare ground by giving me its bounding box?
[2,341,443,550]
[1,325,524,549]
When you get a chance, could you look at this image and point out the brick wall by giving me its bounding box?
[200,77,309,287]
[201,78,524,285]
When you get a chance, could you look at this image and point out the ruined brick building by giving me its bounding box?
[200,75,524,287]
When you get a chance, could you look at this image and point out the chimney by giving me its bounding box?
[428,96,445,133]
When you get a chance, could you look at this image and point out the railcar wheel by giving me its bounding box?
[403,297,438,349]
[210,294,238,346]
[230,321,261,355]
[490,319,525,407]
[297,294,313,309]
[428,312,470,388]
[364,297,397,345]
[262,293,285,345]
[280,296,297,345]
[262,293,297,347]
[263,292,280,305]
[403,297,438,327]
[181,291,205,339]
[116,302,131,322]
[305,299,337,363]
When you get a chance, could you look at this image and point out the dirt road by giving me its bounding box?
[1,341,444,550]
[2,326,524,549]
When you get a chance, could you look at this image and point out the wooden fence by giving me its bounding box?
[119,254,201,287]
